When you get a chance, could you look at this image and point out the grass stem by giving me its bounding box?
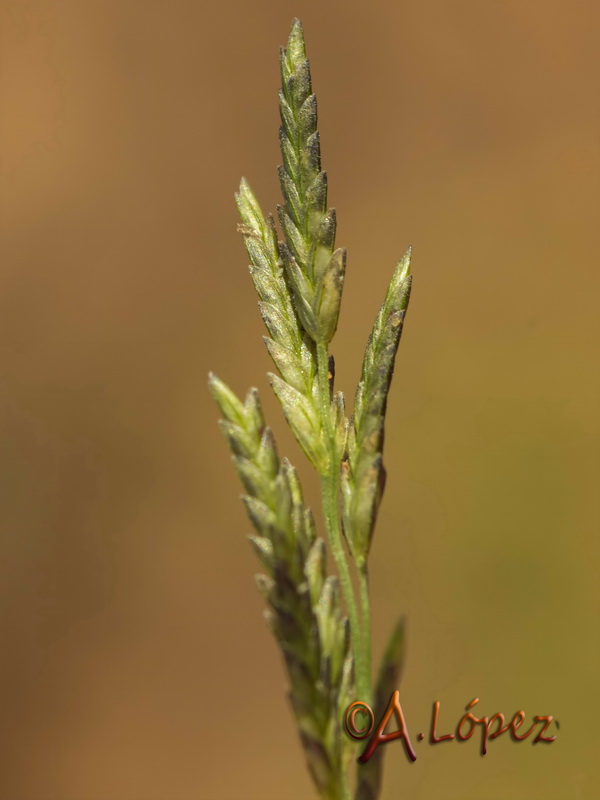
[316,342,366,705]
[358,561,373,705]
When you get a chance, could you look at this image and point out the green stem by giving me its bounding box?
[316,342,366,706]
[340,770,351,800]
[358,560,373,706]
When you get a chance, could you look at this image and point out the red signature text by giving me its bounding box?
[344,692,558,762]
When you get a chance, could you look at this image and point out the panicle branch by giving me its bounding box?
[209,373,353,798]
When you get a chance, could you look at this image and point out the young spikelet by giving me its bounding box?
[236,179,328,472]
[341,251,412,566]
[208,374,354,799]
[276,20,345,346]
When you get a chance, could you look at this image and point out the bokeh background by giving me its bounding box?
[1,1,598,798]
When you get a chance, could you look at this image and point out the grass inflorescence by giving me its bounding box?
[209,19,412,799]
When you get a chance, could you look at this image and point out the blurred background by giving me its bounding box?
[1,1,598,798]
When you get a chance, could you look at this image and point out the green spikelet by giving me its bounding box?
[341,250,412,564]
[209,373,353,798]
[277,19,345,345]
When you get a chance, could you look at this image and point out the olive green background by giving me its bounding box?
[1,1,598,798]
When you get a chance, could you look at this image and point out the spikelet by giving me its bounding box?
[209,374,353,798]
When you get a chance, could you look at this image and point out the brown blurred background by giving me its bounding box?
[1,1,598,798]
